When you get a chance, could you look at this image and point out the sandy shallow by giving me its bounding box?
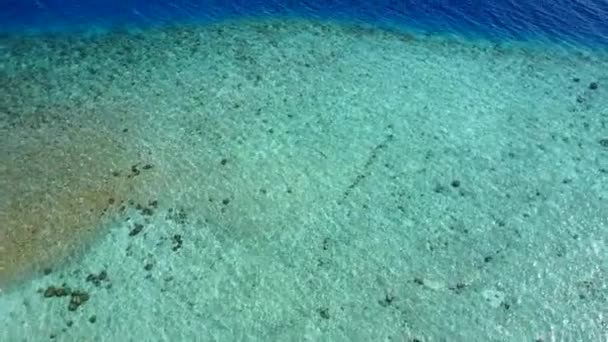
[1,18,607,341]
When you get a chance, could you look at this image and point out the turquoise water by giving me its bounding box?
[1,5,608,342]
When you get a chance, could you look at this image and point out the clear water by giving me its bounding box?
[1,1,607,341]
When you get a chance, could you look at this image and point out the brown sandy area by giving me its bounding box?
[0,117,156,291]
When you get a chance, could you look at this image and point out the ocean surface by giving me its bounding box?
[1,1,607,341]
[1,0,608,46]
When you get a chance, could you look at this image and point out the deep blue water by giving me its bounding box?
[0,0,607,47]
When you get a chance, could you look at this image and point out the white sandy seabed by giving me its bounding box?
[1,18,607,341]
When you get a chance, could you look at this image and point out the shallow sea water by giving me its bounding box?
[1,4,608,342]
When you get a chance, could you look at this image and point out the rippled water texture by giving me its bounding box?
[1,1,607,341]
[1,0,607,46]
